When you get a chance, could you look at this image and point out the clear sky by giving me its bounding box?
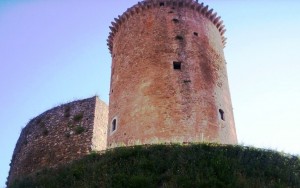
[1,0,300,187]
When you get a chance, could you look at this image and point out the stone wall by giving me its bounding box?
[92,97,108,151]
[107,0,237,147]
[7,96,108,184]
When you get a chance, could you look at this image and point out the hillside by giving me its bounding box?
[9,144,300,188]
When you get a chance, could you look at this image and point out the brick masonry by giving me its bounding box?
[7,96,108,185]
[107,0,237,147]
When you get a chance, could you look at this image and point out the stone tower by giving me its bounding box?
[7,97,108,185]
[107,0,237,147]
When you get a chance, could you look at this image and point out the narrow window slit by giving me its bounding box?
[111,118,117,132]
[219,109,225,121]
[173,61,182,70]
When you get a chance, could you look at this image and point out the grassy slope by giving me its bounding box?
[9,144,300,188]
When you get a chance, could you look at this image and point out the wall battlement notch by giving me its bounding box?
[107,0,227,54]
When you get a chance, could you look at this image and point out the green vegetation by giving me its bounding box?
[9,144,300,188]
[75,126,85,134]
[73,113,84,122]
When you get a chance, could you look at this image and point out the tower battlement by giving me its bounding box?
[107,0,227,54]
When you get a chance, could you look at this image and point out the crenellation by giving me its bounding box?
[210,12,217,20]
[201,5,209,14]
[213,16,221,24]
[216,20,223,29]
[196,3,204,11]
[219,25,225,32]
[107,0,227,54]
[220,29,226,36]
[206,9,213,17]
[190,3,197,10]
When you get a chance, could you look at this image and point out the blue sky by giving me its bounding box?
[1,0,300,187]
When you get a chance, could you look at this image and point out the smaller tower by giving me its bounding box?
[7,97,108,185]
[107,0,237,147]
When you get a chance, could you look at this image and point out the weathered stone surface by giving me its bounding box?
[7,96,108,185]
[107,0,237,147]
[7,0,238,185]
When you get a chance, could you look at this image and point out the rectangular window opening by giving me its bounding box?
[194,32,199,36]
[219,109,225,121]
[172,18,179,23]
[173,61,182,70]
[112,118,117,132]
[160,2,165,6]
[176,35,184,40]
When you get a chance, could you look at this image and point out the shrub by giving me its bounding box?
[75,126,85,134]
[73,113,83,122]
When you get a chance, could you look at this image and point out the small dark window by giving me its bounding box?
[160,2,165,6]
[179,2,183,7]
[175,35,183,40]
[173,61,181,70]
[172,18,179,23]
[194,32,198,36]
[112,119,117,132]
[219,109,225,121]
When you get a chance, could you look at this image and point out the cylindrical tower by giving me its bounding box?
[107,0,237,147]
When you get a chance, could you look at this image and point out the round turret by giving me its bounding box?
[107,0,237,147]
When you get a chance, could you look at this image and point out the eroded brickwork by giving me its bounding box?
[107,0,237,147]
[7,96,108,184]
